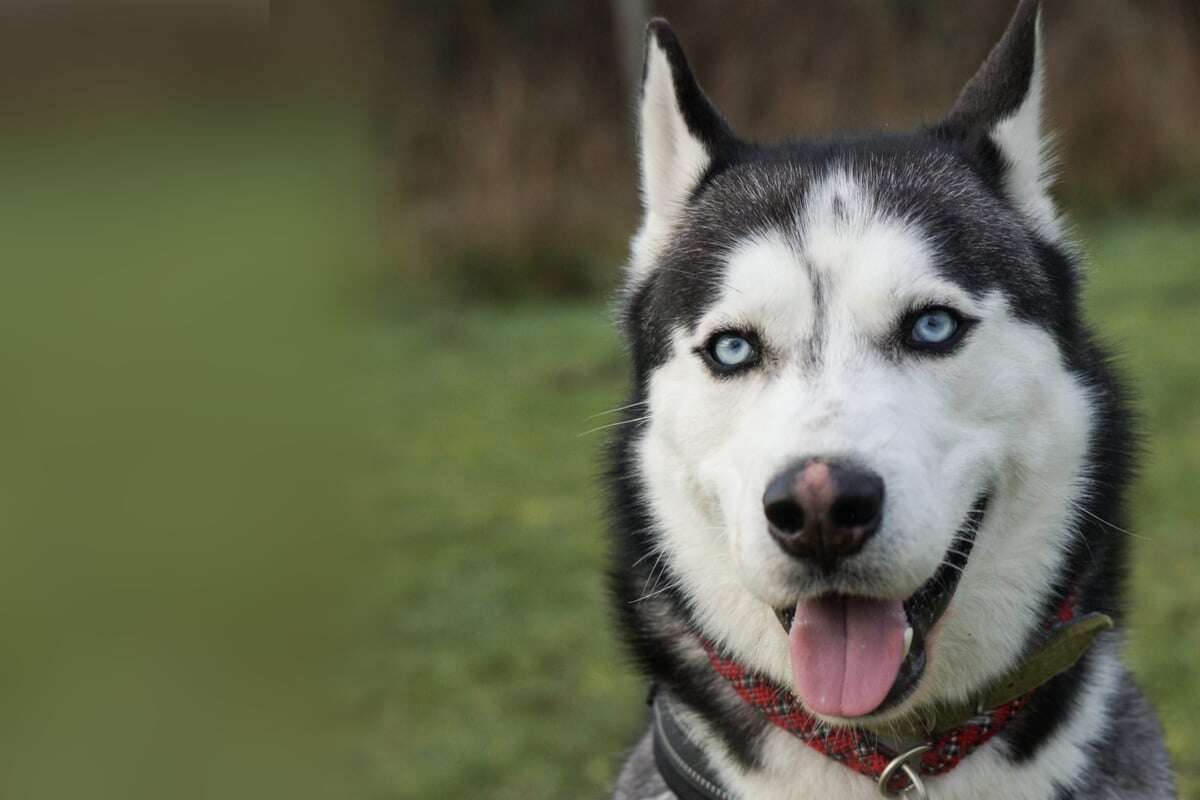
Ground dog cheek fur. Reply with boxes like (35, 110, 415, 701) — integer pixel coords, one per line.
(636, 354, 802, 682)
(914, 310, 1097, 706)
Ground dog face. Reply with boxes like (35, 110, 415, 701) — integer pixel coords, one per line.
(622, 2, 1097, 720)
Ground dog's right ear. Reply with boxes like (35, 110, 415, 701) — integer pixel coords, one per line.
(637, 20, 735, 225)
(940, 0, 1062, 240)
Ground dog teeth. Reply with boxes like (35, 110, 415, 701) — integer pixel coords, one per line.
(903, 625, 914, 659)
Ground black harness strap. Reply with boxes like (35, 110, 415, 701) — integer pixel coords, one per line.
(651, 691, 736, 800)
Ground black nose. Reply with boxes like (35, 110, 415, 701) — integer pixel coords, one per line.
(762, 458, 884, 572)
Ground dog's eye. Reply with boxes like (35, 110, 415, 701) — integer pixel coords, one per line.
(702, 332, 760, 373)
(905, 307, 969, 352)
(912, 309, 958, 343)
(712, 334, 755, 366)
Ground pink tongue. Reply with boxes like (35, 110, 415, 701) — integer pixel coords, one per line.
(789, 596, 907, 718)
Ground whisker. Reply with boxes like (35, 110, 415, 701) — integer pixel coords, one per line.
(1071, 503, 1148, 540)
(944, 546, 977, 561)
(949, 534, 995, 555)
(585, 400, 649, 421)
(630, 577, 685, 604)
(578, 415, 651, 438)
(630, 545, 663, 568)
(653, 267, 732, 293)
(640, 548, 669, 596)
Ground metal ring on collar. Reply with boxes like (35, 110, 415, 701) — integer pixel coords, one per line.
(877, 744, 932, 799)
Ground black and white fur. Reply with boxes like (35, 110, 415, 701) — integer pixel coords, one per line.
(607, 2, 1176, 798)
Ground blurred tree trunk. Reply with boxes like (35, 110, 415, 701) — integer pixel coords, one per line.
(612, 0, 648, 92)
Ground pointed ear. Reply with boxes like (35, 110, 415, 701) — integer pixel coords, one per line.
(943, 0, 1061, 240)
(637, 20, 735, 222)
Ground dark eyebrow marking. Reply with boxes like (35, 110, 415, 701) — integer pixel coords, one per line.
(801, 266, 828, 372)
(832, 193, 848, 224)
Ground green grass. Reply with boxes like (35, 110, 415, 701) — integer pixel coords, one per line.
(1085, 220, 1200, 796)
(371, 218, 1200, 799)
(0, 108, 375, 800)
(355, 304, 641, 798)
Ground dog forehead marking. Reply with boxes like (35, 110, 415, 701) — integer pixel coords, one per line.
(707, 169, 958, 360)
(799, 170, 943, 301)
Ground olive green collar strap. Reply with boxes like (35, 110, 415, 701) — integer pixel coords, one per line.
(862, 611, 1114, 742)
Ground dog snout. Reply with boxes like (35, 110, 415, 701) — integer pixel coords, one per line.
(762, 458, 885, 572)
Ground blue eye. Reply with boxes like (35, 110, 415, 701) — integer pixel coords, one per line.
(706, 332, 759, 371)
(907, 308, 964, 349)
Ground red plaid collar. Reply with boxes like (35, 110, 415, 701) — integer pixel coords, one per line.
(700, 594, 1078, 794)
(704, 641, 1028, 793)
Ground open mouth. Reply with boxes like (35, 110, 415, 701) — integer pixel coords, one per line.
(773, 492, 990, 719)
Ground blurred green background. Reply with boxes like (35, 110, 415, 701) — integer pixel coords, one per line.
(1, 2, 1197, 799)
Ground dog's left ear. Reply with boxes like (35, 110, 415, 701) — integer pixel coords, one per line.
(942, 0, 1060, 240)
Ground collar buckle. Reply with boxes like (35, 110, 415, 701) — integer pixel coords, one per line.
(877, 744, 932, 800)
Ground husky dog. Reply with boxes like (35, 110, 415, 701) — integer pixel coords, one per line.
(607, 2, 1175, 798)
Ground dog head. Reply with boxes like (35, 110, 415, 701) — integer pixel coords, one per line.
(620, 0, 1101, 721)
